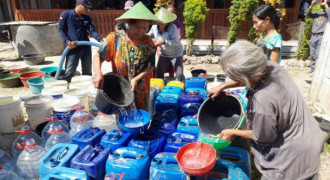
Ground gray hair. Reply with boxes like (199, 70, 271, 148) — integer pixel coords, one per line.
(220, 41, 267, 89)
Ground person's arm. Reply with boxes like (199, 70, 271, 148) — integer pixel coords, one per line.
(162, 24, 181, 46)
(208, 80, 244, 99)
(130, 66, 154, 91)
(323, 1, 330, 19)
(270, 48, 280, 63)
(88, 17, 103, 43)
(147, 25, 155, 38)
(58, 12, 70, 45)
(306, 0, 317, 18)
(93, 53, 105, 89)
(218, 129, 253, 142)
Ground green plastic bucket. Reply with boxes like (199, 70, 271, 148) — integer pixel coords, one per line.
(0, 73, 21, 88)
(197, 92, 246, 150)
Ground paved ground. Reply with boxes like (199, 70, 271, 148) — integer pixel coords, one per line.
(0, 42, 329, 179)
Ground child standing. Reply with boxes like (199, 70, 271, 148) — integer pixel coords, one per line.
(306, 0, 330, 73)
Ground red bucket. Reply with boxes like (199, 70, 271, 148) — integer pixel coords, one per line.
(7, 65, 30, 73)
(19, 71, 46, 87)
(176, 142, 216, 177)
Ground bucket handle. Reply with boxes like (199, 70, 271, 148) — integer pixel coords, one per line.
(137, 138, 160, 159)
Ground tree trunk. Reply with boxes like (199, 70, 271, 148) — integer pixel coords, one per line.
(186, 38, 194, 56)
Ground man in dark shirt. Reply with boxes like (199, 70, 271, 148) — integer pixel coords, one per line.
(58, 0, 104, 82)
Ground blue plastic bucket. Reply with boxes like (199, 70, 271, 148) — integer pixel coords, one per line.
(39, 66, 63, 75)
(118, 109, 151, 134)
(27, 76, 54, 94)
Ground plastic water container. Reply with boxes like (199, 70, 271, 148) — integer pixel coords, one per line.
(177, 115, 199, 135)
(41, 114, 70, 144)
(149, 152, 187, 180)
(45, 125, 71, 150)
(69, 81, 93, 90)
(104, 173, 125, 180)
(51, 96, 80, 124)
(71, 127, 106, 150)
(24, 95, 53, 131)
(88, 87, 99, 115)
(186, 88, 208, 100)
(0, 166, 22, 180)
(164, 131, 198, 153)
(118, 109, 151, 135)
(161, 86, 182, 97)
(105, 147, 151, 180)
(150, 78, 165, 90)
(71, 75, 93, 82)
(70, 104, 94, 137)
(12, 125, 43, 160)
(41, 86, 67, 99)
(154, 94, 179, 113)
(128, 131, 166, 157)
(41, 167, 89, 180)
(180, 103, 201, 118)
(44, 80, 68, 88)
(0, 150, 17, 172)
(185, 77, 207, 90)
(101, 129, 132, 151)
(93, 112, 117, 133)
(17, 138, 46, 179)
(0, 96, 25, 133)
(71, 144, 111, 180)
(166, 81, 185, 90)
(216, 146, 251, 178)
(149, 110, 179, 136)
(39, 143, 79, 179)
(179, 91, 204, 107)
(64, 89, 89, 111)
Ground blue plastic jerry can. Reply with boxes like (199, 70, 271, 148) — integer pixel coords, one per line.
(161, 86, 182, 97)
(164, 131, 198, 153)
(39, 143, 80, 179)
(216, 146, 251, 178)
(149, 110, 179, 136)
(106, 147, 151, 180)
(185, 77, 207, 90)
(194, 165, 249, 180)
(177, 115, 199, 135)
(149, 152, 187, 180)
(128, 130, 166, 158)
(100, 129, 133, 151)
(71, 127, 106, 150)
(179, 91, 204, 107)
(42, 167, 89, 180)
(180, 103, 201, 118)
(154, 94, 179, 113)
(70, 144, 111, 180)
(185, 88, 208, 100)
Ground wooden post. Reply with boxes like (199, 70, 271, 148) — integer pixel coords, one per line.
(10, 0, 19, 20)
(293, 0, 300, 20)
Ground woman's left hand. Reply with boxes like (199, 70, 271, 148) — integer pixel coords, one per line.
(155, 39, 164, 47)
(130, 77, 138, 91)
(218, 129, 237, 141)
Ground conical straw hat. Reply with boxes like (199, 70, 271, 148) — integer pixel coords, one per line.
(116, 2, 162, 24)
(155, 7, 177, 24)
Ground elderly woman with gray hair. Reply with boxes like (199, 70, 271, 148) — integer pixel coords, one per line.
(208, 41, 325, 180)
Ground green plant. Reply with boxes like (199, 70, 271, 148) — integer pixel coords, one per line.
(227, 0, 259, 44)
(296, 17, 313, 60)
(154, 0, 175, 13)
(183, 0, 209, 56)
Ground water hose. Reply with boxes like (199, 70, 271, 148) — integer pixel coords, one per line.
(55, 41, 101, 79)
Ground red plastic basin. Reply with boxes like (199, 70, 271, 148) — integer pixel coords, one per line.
(176, 142, 216, 177)
(19, 71, 46, 87)
(7, 65, 30, 73)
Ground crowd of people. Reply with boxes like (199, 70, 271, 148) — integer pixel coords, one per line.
(57, 0, 329, 179)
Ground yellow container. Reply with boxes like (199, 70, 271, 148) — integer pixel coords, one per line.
(150, 78, 165, 90)
(167, 81, 184, 90)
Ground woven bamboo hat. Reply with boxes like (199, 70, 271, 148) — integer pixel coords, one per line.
(155, 7, 177, 24)
(116, 2, 161, 24)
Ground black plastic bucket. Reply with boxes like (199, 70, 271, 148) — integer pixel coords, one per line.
(50, 70, 80, 78)
(216, 74, 226, 82)
(198, 92, 244, 136)
(95, 73, 134, 114)
(191, 69, 207, 77)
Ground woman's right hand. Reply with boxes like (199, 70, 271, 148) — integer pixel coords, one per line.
(93, 73, 104, 89)
(208, 85, 225, 100)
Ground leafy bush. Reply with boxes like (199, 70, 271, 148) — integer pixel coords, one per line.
(183, 0, 209, 55)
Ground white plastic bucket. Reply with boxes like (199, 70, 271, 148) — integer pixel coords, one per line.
(44, 80, 68, 88)
(71, 75, 93, 82)
(24, 95, 53, 131)
(41, 86, 67, 99)
(63, 89, 89, 110)
(51, 96, 80, 124)
(0, 96, 25, 133)
(93, 114, 117, 132)
(69, 81, 93, 90)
